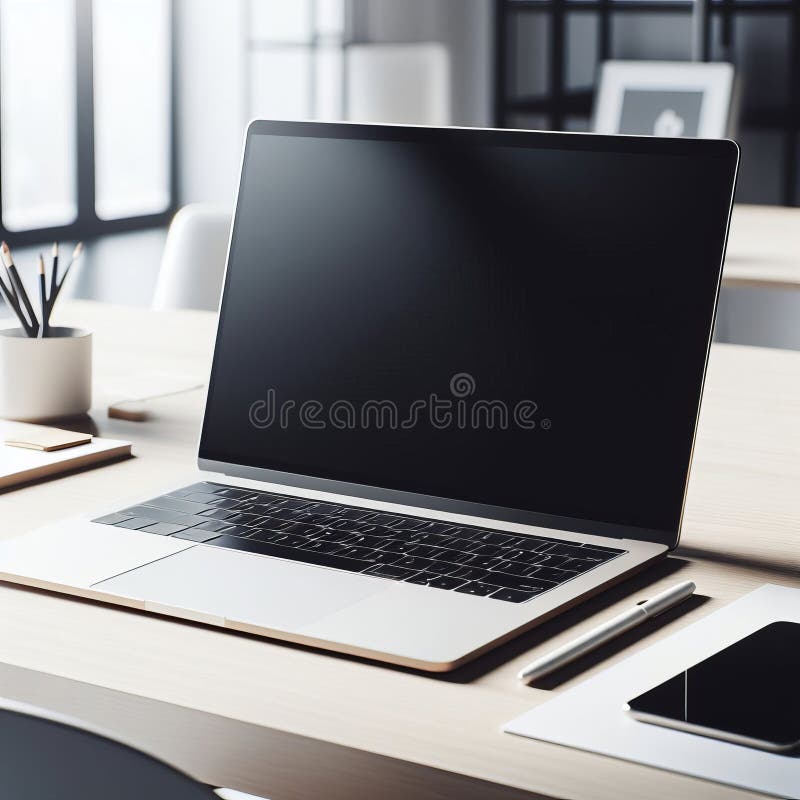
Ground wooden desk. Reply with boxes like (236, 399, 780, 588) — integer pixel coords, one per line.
(724, 204, 800, 290)
(2, 301, 799, 800)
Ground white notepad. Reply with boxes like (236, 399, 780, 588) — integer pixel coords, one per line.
(0, 422, 130, 489)
(504, 584, 800, 798)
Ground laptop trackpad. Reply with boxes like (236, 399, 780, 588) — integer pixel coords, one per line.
(93, 545, 384, 630)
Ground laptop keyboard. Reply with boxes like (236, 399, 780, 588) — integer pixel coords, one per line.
(93, 482, 626, 604)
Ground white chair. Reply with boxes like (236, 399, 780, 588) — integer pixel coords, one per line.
(153, 204, 232, 311)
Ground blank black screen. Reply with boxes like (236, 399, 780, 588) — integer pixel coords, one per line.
(200, 123, 737, 545)
(628, 622, 800, 748)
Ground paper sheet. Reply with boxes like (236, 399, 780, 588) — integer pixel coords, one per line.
(504, 585, 800, 798)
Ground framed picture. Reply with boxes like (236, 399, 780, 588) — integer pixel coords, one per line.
(593, 61, 736, 139)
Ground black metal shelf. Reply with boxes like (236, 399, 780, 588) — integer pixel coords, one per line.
(494, 0, 800, 205)
(507, 0, 795, 11)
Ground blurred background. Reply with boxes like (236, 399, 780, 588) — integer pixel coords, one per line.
(0, 0, 798, 346)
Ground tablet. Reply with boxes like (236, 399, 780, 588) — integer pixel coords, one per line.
(627, 621, 800, 752)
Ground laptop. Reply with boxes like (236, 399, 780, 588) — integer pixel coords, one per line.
(0, 121, 738, 671)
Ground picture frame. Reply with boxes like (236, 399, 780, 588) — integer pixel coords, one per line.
(593, 61, 736, 139)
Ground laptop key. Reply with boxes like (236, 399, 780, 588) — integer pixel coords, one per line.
(352, 523, 398, 537)
(301, 540, 346, 555)
(363, 564, 417, 580)
(562, 557, 606, 572)
(141, 522, 191, 536)
(539, 542, 591, 559)
(293, 512, 334, 526)
(172, 528, 221, 543)
(263, 498, 303, 509)
(208, 535, 372, 572)
(405, 573, 467, 590)
(247, 529, 288, 543)
(449, 566, 490, 581)
(302, 502, 342, 514)
(116, 517, 159, 530)
(142, 496, 213, 515)
(578, 546, 618, 561)
(394, 555, 438, 572)
(367, 513, 406, 526)
(531, 554, 571, 569)
(281, 522, 325, 537)
(211, 487, 256, 499)
(166, 482, 218, 497)
(193, 519, 236, 533)
(407, 532, 457, 547)
(430, 547, 474, 564)
(513, 537, 553, 552)
(454, 581, 496, 597)
(493, 560, 536, 576)
(381, 540, 419, 554)
(415, 521, 455, 536)
(490, 587, 545, 603)
(467, 530, 512, 546)
(273, 534, 310, 548)
(580, 544, 622, 554)
(93, 512, 135, 526)
(183, 492, 223, 504)
(469, 544, 503, 557)
(199, 508, 237, 520)
(336, 545, 378, 561)
(332, 507, 374, 521)
(530, 566, 577, 583)
(206, 497, 243, 510)
(497, 548, 540, 564)
(216, 525, 256, 538)
(464, 554, 504, 570)
(483, 572, 556, 592)
(443, 526, 477, 540)
(220, 512, 264, 526)
(423, 559, 464, 576)
(123, 505, 185, 523)
(343, 534, 385, 549)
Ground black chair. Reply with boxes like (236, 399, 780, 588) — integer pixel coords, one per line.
(0, 698, 219, 800)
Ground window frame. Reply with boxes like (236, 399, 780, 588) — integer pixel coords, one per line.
(0, 0, 177, 246)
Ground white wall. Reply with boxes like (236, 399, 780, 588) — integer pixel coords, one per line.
(173, 0, 493, 208)
(174, 0, 248, 207)
(353, 0, 492, 127)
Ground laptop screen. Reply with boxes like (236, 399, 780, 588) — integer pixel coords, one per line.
(199, 122, 738, 547)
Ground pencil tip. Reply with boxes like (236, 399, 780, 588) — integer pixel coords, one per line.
(0, 241, 10, 267)
(38, 255, 45, 275)
(73, 242, 83, 258)
(52, 241, 59, 256)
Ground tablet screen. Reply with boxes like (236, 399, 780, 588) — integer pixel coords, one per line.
(628, 621, 800, 750)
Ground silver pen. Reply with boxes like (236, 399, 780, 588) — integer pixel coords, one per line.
(517, 580, 696, 683)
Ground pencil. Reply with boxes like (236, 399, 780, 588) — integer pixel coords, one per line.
(49, 241, 59, 304)
(51, 241, 83, 306)
(0, 270, 33, 336)
(1, 241, 38, 336)
(39, 255, 49, 338)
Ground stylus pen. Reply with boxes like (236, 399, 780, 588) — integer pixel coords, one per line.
(517, 580, 696, 684)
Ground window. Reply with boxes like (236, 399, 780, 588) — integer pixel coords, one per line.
(0, 0, 174, 244)
(248, 0, 346, 122)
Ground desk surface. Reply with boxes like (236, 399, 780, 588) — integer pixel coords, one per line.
(724, 204, 800, 289)
(2, 301, 799, 800)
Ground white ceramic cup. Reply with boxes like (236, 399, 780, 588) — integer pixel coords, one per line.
(0, 327, 92, 422)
